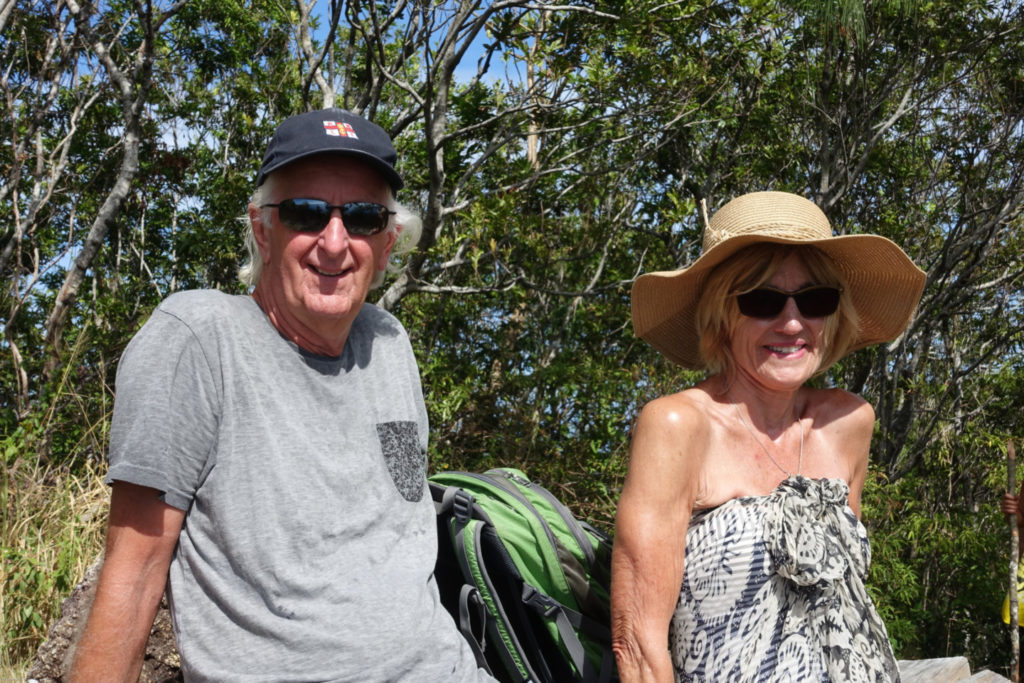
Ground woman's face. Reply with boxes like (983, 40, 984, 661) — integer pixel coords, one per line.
(728, 253, 827, 393)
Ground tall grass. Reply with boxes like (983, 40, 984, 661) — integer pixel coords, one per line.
(0, 455, 108, 675)
(1, 325, 113, 674)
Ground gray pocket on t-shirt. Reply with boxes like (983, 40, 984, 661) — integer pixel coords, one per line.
(376, 421, 424, 502)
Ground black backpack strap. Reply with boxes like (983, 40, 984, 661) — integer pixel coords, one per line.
(598, 647, 615, 683)
(457, 584, 490, 672)
(521, 584, 615, 683)
(441, 485, 476, 527)
(436, 484, 495, 676)
(456, 516, 540, 682)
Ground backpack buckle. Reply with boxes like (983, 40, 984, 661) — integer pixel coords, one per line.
(521, 584, 559, 618)
(452, 489, 474, 524)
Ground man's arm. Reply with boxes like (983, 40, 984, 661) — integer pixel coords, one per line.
(70, 481, 185, 683)
(1002, 482, 1024, 560)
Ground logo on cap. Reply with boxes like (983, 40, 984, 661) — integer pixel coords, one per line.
(323, 121, 358, 138)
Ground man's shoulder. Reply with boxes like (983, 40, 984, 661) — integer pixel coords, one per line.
(128, 290, 259, 354)
(353, 302, 406, 338)
(157, 289, 251, 323)
(347, 303, 418, 372)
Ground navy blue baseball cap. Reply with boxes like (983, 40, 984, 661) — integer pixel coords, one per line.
(256, 108, 403, 191)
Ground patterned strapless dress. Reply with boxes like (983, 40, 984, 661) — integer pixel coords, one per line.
(669, 476, 899, 682)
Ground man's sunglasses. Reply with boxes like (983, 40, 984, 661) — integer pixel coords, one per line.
(735, 285, 842, 319)
(261, 198, 395, 236)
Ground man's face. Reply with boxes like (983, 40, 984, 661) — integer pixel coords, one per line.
(250, 155, 397, 352)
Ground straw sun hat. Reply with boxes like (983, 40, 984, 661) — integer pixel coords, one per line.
(631, 191, 927, 369)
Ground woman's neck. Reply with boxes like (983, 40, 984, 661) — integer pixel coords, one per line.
(713, 373, 804, 437)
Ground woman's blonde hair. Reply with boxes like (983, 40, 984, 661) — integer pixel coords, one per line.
(695, 243, 860, 378)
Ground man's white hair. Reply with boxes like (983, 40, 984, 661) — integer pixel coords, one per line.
(237, 172, 422, 290)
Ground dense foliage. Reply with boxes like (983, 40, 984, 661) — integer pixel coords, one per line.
(2, 0, 1023, 674)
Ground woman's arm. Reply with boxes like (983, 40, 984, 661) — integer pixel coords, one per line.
(611, 396, 706, 683)
(834, 391, 875, 519)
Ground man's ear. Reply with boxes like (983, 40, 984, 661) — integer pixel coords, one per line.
(250, 204, 272, 264)
(376, 225, 400, 271)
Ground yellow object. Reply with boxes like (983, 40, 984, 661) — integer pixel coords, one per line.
(1002, 563, 1024, 626)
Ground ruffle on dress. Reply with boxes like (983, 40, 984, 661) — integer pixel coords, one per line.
(767, 476, 867, 588)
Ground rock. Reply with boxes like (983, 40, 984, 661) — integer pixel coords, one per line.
(898, 657, 1011, 683)
(25, 557, 182, 683)
(966, 672, 1015, 683)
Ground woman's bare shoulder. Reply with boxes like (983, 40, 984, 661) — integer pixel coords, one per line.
(637, 387, 714, 430)
(629, 388, 715, 482)
(802, 387, 875, 478)
(624, 388, 714, 517)
(805, 387, 874, 426)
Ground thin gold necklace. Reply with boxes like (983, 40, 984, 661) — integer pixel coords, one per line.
(728, 393, 804, 478)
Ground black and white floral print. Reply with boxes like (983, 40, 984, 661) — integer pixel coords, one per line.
(669, 476, 899, 682)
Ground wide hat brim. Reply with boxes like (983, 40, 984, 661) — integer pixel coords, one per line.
(631, 192, 927, 369)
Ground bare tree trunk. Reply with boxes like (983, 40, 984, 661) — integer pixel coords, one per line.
(43, 0, 184, 370)
(44, 131, 141, 366)
(2, 3, 105, 406)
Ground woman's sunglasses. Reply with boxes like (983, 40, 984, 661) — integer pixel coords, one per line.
(735, 285, 842, 319)
(261, 198, 395, 236)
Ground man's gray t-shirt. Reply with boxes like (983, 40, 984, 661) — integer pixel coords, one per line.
(107, 290, 489, 682)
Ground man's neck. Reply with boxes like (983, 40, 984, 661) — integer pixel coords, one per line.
(251, 287, 355, 357)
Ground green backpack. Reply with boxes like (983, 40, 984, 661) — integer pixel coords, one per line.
(429, 468, 619, 683)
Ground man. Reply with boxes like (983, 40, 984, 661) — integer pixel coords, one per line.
(1002, 481, 1024, 681)
(71, 109, 492, 682)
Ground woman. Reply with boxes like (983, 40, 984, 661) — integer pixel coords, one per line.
(611, 191, 925, 682)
